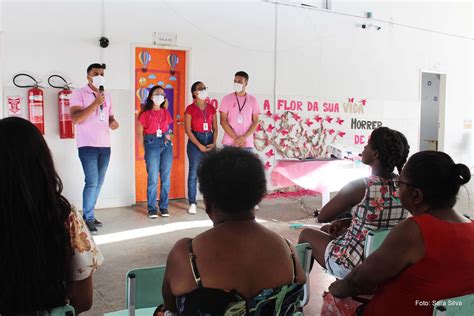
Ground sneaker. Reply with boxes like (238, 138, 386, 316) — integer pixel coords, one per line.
(85, 220, 98, 235)
(160, 209, 170, 217)
(188, 204, 197, 214)
(94, 218, 103, 227)
(148, 210, 158, 218)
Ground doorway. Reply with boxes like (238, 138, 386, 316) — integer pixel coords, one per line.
(419, 72, 446, 151)
(134, 46, 188, 202)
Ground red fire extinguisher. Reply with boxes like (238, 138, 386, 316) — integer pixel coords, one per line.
(48, 75, 74, 139)
(13, 74, 45, 134)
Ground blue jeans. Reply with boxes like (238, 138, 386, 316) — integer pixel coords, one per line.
(144, 134, 173, 212)
(78, 147, 111, 221)
(187, 132, 214, 204)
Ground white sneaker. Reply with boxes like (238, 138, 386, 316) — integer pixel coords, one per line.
(254, 205, 260, 210)
(188, 203, 197, 214)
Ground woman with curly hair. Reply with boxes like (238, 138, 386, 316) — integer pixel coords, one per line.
(299, 127, 410, 278)
(0, 117, 103, 314)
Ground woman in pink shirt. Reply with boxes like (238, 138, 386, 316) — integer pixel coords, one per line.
(137, 85, 173, 218)
(184, 81, 218, 214)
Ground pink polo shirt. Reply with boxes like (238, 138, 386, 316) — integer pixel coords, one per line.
(69, 85, 113, 148)
(219, 92, 260, 147)
(138, 109, 172, 134)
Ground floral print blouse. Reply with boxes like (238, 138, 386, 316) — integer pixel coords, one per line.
(67, 206, 104, 280)
(327, 175, 408, 269)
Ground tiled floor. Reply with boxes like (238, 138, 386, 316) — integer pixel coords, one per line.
(84, 180, 474, 315)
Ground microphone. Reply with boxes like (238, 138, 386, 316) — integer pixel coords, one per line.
(99, 85, 104, 110)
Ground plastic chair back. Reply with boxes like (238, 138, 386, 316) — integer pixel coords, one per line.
(126, 265, 166, 311)
(432, 294, 474, 316)
(364, 229, 391, 258)
(295, 242, 312, 307)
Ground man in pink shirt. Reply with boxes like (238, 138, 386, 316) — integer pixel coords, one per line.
(220, 71, 260, 151)
(70, 63, 119, 234)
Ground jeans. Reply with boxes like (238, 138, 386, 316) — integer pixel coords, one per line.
(78, 147, 111, 221)
(187, 132, 214, 204)
(144, 134, 173, 212)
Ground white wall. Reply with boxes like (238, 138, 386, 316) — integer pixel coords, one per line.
(1, 0, 472, 208)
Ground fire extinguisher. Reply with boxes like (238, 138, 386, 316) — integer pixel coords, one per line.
(13, 73, 45, 134)
(48, 74, 74, 139)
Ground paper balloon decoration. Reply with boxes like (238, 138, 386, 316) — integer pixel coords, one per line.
(136, 87, 149, 104)
(167, 54, 179, 81)
(138, 50, 151, 72)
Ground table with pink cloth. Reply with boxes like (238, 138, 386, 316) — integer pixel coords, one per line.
(271, 159, 370, 206)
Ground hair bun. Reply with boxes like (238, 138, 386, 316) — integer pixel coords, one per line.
(453, 163, 471, 185)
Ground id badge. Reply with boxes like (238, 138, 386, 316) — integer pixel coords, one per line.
(156, 129, 163, 137)
(203, 122, 209, 131)
(237, 115, 243, 124)
(99, 111, 105, 121)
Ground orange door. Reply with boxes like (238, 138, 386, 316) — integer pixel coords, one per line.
(135, 47, 187, 202)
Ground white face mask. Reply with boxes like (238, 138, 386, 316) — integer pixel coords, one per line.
(153, 95, 165, 106)
(197, 89, 208, 100)
(233, 82, 244, 93)
(92, 75, 105, 88)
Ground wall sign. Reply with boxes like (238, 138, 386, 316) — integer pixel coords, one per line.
(154, 32, 177, 46)
(7, 96, 22, 116)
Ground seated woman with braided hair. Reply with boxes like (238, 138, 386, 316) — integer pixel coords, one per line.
(299, 127, 410, 278)
(329, 151, 474, 316)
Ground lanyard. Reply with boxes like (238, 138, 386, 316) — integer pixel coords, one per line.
(234, 93, 247, 113)
(196, 103, 207, 123)
(151, 109, 165, 128)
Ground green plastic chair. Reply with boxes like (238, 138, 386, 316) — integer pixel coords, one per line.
(106, 245, 312, 315)
(432, 294, 474, 315)
(41, 305, 75, 316)
(104, 265, 165, 316)
(295, 242, 312, 308)
(363, 229, 391, 258)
